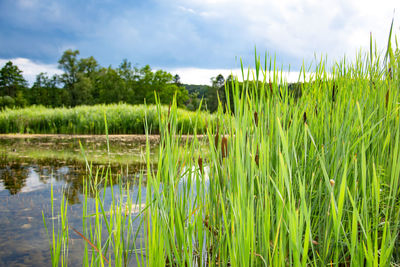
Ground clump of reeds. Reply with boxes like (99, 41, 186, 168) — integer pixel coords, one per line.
(0, 103, 214, 135)
(140, 27, 400, 266)
(47, 25, 400, 266)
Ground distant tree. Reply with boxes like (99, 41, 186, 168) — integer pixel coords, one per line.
(0, 61, 28, 99)
(213, 74, 225, 88)
(58, 50, 99, 106)
(78, 56, 98, 76)
(14, 91, 28, 107)
(58, 49, 80, 86)
(52, 50, 190, 107)
(29, 73, 63, 107)
(184, 84, 209, 99)
(0, 96, 15, 109)
(186, 92, 201, 111)
(116, 59, 139, 104)
(72, 74, 94, 105)
(173, 74, 182, 86)
(136, 65, 154, 104)
(118, 59, 138, 81)
(206, 74, 225, 113)
(153, 70, 188, 107)
(96, 67, 127, 104)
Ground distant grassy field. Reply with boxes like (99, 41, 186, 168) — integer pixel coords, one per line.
(0, 103, 214, 134)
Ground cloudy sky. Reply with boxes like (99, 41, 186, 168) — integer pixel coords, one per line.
(0, 0, 399, 85)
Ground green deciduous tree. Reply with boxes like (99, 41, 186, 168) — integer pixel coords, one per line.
(206, 74, 225, 113)
(0, 61, 28, 100)
(29, 73, 64, 107)
(96, 67, 127, 104)
(58, 49, 99, 106)
(58, 49, 80, 87)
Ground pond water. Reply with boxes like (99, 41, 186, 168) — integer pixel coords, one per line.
(0, 135, 159, 266)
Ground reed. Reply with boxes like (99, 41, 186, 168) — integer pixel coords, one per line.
(141, 29, 400, 266)
(46, 28, 400, 266)
(0, 103, 214, 135)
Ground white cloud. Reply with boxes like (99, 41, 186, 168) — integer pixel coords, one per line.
(167, 67, 312, 85)
(167, 67, 241, 84)
(0, 58, 63, 85)
(178, 6, 196, 14)
(174, 0, 400, 63)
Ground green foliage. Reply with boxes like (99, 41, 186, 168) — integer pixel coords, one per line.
(0, 51, 250, 113)
(0, 61, 28, 108)
(143, 38, 400, 266)
(0, 103, 214, 134)
(184, 83, 209, 98)
(205, 74, 225, 113)
(47, 34, 400, 266)
(0, 95, 15, 108)
(31, 50, 190, 108)
(29, 73, 63, 107)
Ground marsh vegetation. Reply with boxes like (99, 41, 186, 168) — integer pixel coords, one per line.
(41, 28, 400, 266)
(2, 27, 400, 266)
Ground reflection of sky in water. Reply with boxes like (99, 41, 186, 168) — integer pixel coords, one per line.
(0, 136, 208, 266)
(20, 167, 56, 193)
(57, 166, 70, 175)
(0, 159, 210, 266)
(0, 165, 69, 195)
(0, 162, 146, 266)
(0, 136, 163, 266)
(0, 166, 80, 265)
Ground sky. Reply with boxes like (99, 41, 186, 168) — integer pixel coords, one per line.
(0, 0, 399, 85)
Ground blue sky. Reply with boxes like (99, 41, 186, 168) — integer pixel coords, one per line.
(0, 0, 399, 84)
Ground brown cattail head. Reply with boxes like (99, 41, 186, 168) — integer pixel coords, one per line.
(332, 83, 336, 102)
(388, 67, 392, 80)
(221, 136, 228, 158)
(386, 89, 390, 108)
(269, 79, 273, 94)
(214, 127, 219, 150)
(303, 111, 307, 124)
(198, 156, 203, 174)
(167, 102, 171, 133)
(254, 111, 258, 126)
(255, 147, 259, 166)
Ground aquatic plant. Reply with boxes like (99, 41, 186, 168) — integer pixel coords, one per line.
(46, 26, 400, 266)
(0, 103, 214, 135)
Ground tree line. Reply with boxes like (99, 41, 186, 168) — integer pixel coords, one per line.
(0, 49, 224, 110)
(0, 50, 192, 108)
(2, 49, 303, 113)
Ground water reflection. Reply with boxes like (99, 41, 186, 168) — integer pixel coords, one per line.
(0, 135, 158, 167)
(0, 160, 146, 204)
(0, 135, 154, 266)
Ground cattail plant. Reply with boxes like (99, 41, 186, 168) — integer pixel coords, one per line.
(47, 25, 400, 267)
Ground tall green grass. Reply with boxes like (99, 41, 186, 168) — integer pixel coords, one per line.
(0, 103, 214, 134)
(46, 31, 400, 266)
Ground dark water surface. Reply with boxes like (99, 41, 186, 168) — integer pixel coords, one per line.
(0, 135, 155, 266)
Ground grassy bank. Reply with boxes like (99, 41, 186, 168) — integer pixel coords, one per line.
(0, 103, 214, 134)
(46, 33, 400, 266)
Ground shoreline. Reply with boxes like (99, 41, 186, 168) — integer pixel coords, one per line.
(0, 133, 208, 141)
